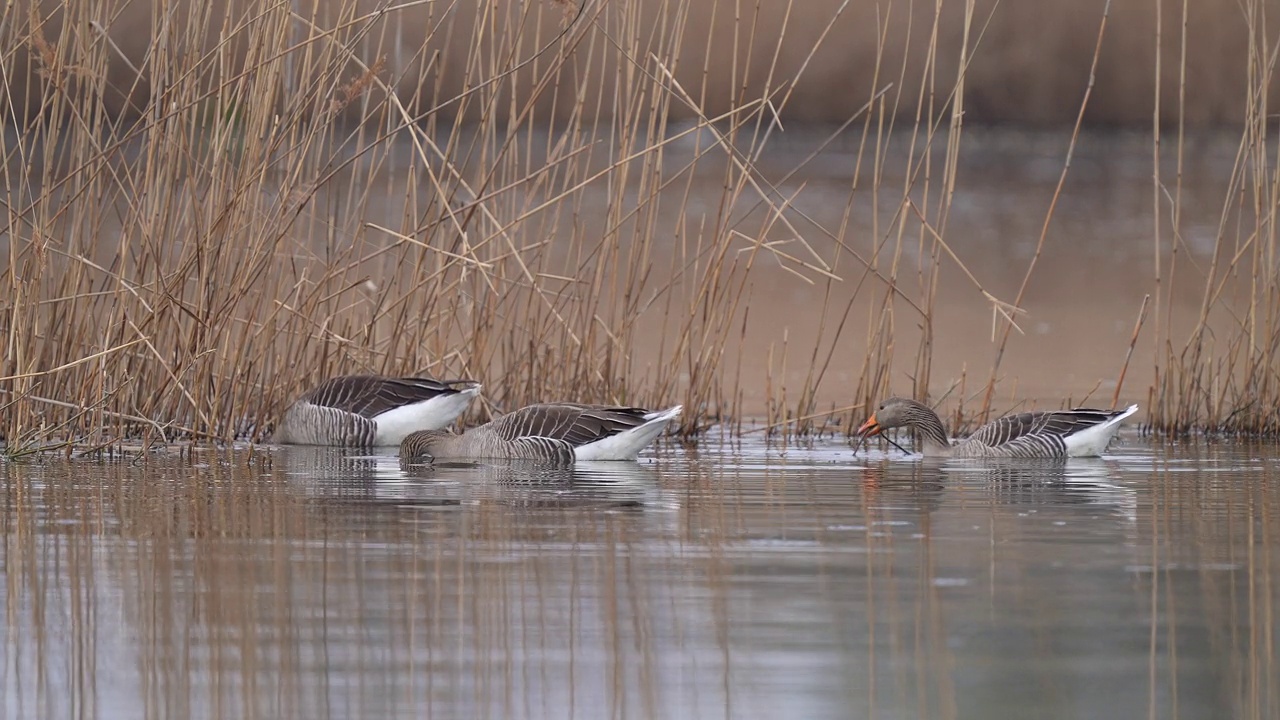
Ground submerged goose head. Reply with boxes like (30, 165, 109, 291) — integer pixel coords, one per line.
(400, 429, 454, 463)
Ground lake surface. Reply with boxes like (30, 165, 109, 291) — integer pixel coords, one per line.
(2, 435, 1276, 720)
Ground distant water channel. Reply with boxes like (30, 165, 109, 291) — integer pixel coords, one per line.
(2, 434, 1276, 720)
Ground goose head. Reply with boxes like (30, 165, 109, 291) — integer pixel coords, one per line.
(856, 397, 920, 436)
(400, 429, 452, 463)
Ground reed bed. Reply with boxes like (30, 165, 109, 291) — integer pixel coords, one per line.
(1145, 0, 1280, 436)
(1, 0, 1278, 450)
(0, 0, 795, 446)
(0, 0, 944, 448)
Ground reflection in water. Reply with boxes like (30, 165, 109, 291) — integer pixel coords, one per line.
(277, 445, 670, 511)
(1, 440, 1277, 719)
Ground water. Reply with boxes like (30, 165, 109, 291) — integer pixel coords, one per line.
(2, 436, 1276, 720)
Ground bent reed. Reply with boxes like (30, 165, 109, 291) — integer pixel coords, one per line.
(3, 0, 1279, 453)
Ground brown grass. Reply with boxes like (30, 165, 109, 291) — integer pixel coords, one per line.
(2, 0, 1279, 451)
(7, 0, 1277, 127)
(1143, 0, 1280, 436)
(2, 0, 898, 449)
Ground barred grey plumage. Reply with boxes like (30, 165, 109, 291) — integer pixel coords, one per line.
(856, 397, 1138, 458)
(274, 374, 480, 447)
(400, 402, 682, 463)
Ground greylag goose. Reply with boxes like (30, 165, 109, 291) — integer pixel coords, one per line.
(856, 397, 1138, 458)
(274, 374, 481, 447)
(401, 403, 682, 463)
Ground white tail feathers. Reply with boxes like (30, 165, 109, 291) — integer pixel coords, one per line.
(575, 405, 683, 461)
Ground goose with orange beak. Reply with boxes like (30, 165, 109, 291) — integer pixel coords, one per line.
(856, 397, 1138, 458)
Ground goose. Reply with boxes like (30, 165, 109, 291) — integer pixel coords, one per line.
(400, 403, 683, 463)
(856, 397, 1138, 458)
(274, 374, 481, 447)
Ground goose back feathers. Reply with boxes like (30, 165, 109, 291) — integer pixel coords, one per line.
(274, 374, 481, 447)
(401, 403, 682, 463)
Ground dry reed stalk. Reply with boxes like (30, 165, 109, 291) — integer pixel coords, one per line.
(1147, 0, 1280, 436)
(5, 0, 912, 446)
(1113, 294, 1151, 408)
(10, 0, 1267, 447)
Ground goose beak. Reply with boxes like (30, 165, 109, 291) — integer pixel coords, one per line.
(856, 414, 882, 436)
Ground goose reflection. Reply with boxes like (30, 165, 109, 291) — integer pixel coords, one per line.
(401, 458, 666, 511)
(939, 457, 1137, 521)
(857, 455, 1137, 521)
(274, 445, 668, 510)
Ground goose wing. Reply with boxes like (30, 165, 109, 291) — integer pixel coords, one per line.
(966, 408, 1127, 451)
(507, 437, 577, 464)
(301, 375, 474, 418)
(491, 404, 652, 446)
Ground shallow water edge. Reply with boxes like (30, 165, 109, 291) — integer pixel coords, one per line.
(2, 435, 1276, 719)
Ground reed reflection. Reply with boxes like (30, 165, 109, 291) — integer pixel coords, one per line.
(0, 442, 1275, 719)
